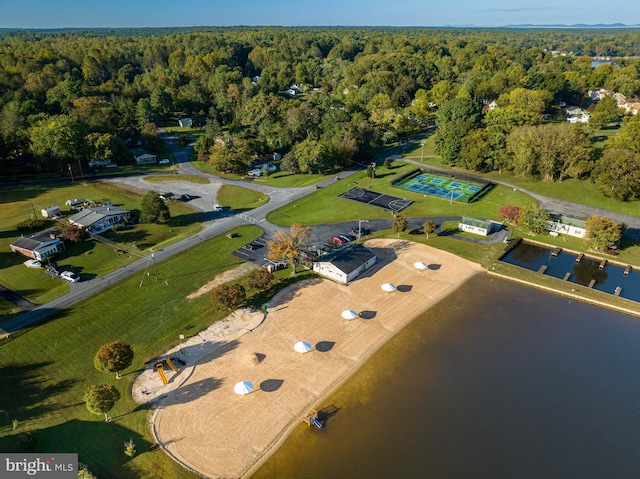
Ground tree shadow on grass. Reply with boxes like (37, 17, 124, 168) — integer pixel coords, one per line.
(0, 362, 79, 424)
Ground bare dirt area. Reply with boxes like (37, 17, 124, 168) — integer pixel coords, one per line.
(186, 262, 261, 299)
(150, 239, 483, 479)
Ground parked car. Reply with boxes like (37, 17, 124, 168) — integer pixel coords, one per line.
(24, 259, 42, 268)
(60, 271, 80, 283)
(331, 235, 348, 244)
(180, 194, 194, 201)
(213, 204, 223, 212)
(159, 158, 171, 165)
(242, 243, 255, 251)
(339, 234, 356, 242)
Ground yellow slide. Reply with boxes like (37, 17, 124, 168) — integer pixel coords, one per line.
(156, 363, 169, 385)
(166, 357, 179, 372)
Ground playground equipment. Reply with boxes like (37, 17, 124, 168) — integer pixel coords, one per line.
(302, 409, 323, 429)
(166, 357, 179, 372)
(156, 363, 168, 385)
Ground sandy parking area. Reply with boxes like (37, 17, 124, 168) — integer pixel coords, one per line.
(149, 239, 482, 478)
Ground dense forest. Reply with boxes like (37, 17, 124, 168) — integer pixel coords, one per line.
(1, 27, 640, 199)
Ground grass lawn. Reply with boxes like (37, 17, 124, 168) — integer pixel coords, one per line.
(143, 174, 210, 185)
(190, 161, 331, 188)
(216, 184, 269, 211)
(0, 225, 266, 479)
(0, 182, 202, 307)
(268, 163, 536, 226)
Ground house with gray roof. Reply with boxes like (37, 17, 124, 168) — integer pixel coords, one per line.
(313, 244, 377, 284)
(68, 206, 130, 234)
(10, 227, 64, 261)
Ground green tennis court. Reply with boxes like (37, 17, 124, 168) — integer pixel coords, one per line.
(394, 171, 489, 204)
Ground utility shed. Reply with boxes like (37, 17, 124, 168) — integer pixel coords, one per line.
(313, 244, 377, 284)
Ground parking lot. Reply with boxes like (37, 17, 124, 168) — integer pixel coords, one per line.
(230, 220, 393, 269)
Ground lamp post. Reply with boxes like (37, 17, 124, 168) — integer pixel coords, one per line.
(449, 186, 462, 205)
(68, 164, 75, 187)
(358, 219, 369, 239)
(420, 140, 425, 162)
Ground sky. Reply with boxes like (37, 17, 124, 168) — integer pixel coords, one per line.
(0, 0, 638, 29)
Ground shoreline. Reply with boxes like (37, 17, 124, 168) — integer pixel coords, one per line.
(149, 239, 483, 479)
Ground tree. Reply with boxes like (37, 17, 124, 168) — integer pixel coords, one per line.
(585, 216, 623, 251)
(246, 269, 275, 291)
(392, 215, 408, 237)
(267, 223, 311, 274)
(517, 204, 551, 235)
(124, 439, 136, 458)
(593, 148, 640, 201)
(498, 206, 521, 224)
(423, 220, 437, 239)
(83, 384, 120, 422)
(588, 95, 623, 129)
(61, 223, 88, 242)
(211, 283, 246, 309)
(140, 191, 171, 224)
(94, 341, 134, 379)
(30, 114, 87, 162)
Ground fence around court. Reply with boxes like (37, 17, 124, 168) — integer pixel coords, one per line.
(392, 167, 494, 204)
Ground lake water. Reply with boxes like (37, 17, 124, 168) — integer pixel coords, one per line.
(592, 60, 613, 68)
(252, 274, 640, 479)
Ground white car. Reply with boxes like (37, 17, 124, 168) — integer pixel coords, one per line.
(213, 204, 223, 212)
(159, 158, 171, 165)
(24, 259, 42, 268)
(60, 271, 80, 283)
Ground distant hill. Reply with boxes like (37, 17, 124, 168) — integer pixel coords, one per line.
(504, 23, 640, 28)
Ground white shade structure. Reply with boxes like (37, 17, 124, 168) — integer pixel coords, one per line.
(341, 309, 358, 320)
(381, 283, 396, 293)
(233, 380, 254, 395)
(294, 341, 312, 354)
(414, 261, 428, 271)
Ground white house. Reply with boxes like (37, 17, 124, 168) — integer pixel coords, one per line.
(458, 217, 496, 236)
(588, 88, 610, 102)
(41, 206, 61, 218)
(134, 150, 157, 164)
(178, 117, 193, 127)
(10, 228, 64, 261)
(68, 206, 130, 234)
(564, 106, 589, 123)
(313, 244, 377, 284)
(547, 215, 586, 238)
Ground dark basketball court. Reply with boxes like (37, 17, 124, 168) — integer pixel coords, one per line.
(339, 188, 413, 212)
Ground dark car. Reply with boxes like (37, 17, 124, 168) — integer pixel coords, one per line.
(180, 194, 194, 201)
(340, 234, 356, 242)
(242, 243, 255, 251)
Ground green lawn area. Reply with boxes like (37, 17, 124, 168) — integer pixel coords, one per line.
(0, 225, 266, 479)
(0, 182, 202, 306)
(144, 174, 210, 184)
(268, 163, 536, 226)
(216, 184, 269, 211)
(190, 161, 331, 188)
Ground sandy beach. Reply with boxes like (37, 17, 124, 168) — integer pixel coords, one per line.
(144, 239, 482, 478)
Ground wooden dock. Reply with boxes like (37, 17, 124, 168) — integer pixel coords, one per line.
(624, 265, 631, 276)
(576, 253, 584, 263)
(563, 272, 571, 281)
(599, 259, 607, 270)
(589, 279, 596, 288)
(538, 265, 548, 274)
(615, 287, 622, 296)
(551, 247, 561, 257)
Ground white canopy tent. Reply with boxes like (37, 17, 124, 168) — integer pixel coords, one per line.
(294, 341, 312, 354)
(341, 309, 358, 320)
(414, 261, 428, 272)
(381, 283, 396, 293)
(233, 380, 254, 395)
